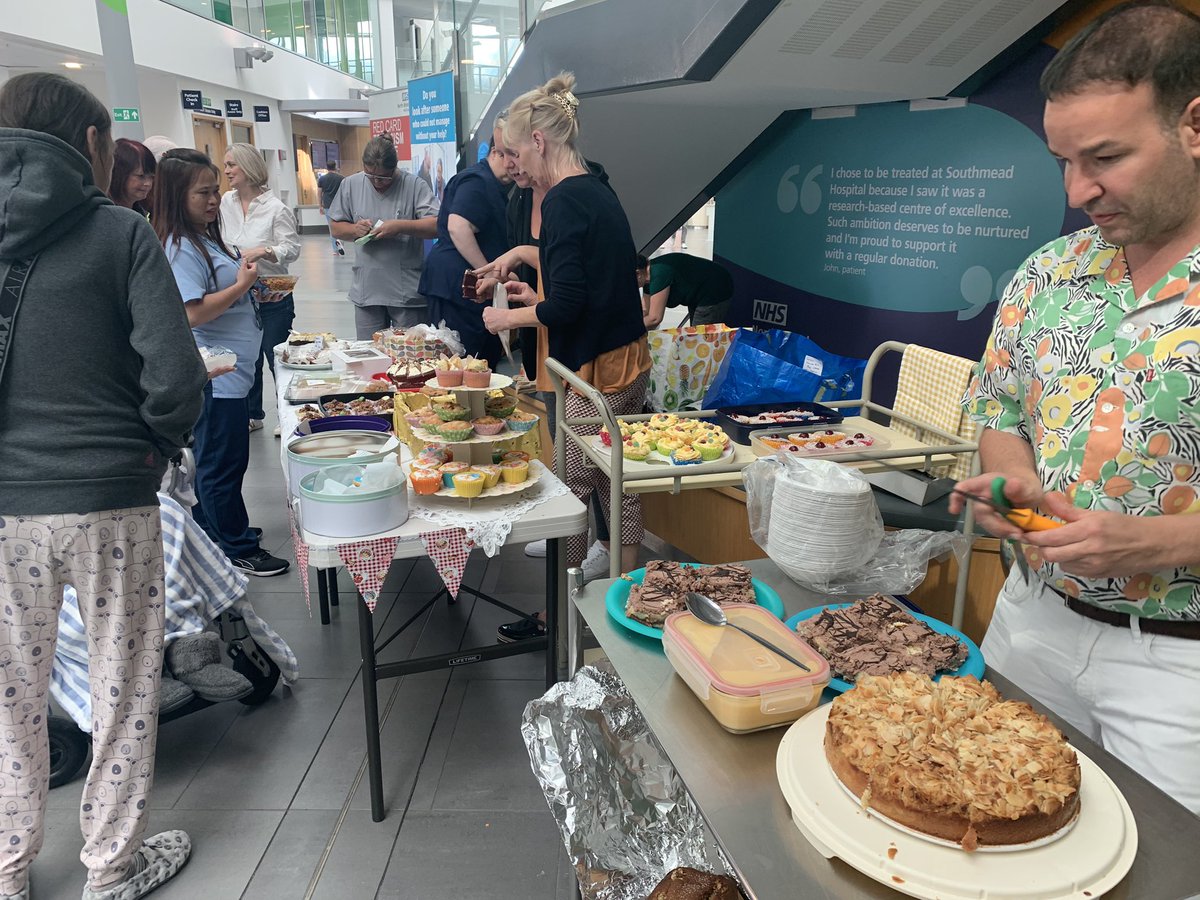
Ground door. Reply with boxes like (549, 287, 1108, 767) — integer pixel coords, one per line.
(192, 115, 230, 190)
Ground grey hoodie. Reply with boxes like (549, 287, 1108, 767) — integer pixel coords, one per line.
(0, 127, 206, 514)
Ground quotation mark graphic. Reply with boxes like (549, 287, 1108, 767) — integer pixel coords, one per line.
(958, 265, 1016, 320)
(777, 165, 823, 215)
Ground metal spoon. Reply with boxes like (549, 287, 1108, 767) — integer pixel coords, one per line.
(684, 592, 811, 672)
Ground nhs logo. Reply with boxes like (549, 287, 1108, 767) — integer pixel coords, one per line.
(752, 299, 788, 328)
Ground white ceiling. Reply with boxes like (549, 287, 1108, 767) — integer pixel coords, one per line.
(568, 0, 1068, 246)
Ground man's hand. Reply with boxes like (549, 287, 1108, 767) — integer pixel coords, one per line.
(373, 219, 403, 239)
(949, 471, 1044, 540)
(1021, 493, 1170, 579)
(241, 246, 271, 264)
(353, 219, 375, 239)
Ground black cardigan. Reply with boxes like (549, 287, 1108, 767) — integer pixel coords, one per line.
(535, 173, 646, 372)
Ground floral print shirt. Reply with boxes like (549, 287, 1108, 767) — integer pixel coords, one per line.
(966, 225, 1200, 620)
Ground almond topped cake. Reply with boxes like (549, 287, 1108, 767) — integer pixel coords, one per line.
(825, 673, 1080, 850)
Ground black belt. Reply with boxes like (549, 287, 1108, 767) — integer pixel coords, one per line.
(1050, 587, 1200, 640)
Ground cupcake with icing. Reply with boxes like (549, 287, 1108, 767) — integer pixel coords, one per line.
(692, 437, 723, 461)
(655, 436, 683, 455)
(501, 450, 531, 463)
(452, 471, 485, 498)
(671, 446, 703, 465)
(500, 459, 530, 484)
(471, 464, 502, 489)
(438, 461, 470, 488)
(410, 467, 443, 495)
(623, 441, 652, 461)
(649, 413, 678, 430)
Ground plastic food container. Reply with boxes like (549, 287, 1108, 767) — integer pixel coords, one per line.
(298, 469, 408, 538)
(663, 604, 829, 733)
(286, 431, 399, 496)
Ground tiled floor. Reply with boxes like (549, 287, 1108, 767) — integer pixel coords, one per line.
(39, 236, 582, 900)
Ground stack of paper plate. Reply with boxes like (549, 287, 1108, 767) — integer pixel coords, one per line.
(766, 468, 880, 583)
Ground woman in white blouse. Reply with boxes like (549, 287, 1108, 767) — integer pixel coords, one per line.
(220, 142, 301, 434)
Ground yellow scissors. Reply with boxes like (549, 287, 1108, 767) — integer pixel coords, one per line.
(951, 476, 1062, 532)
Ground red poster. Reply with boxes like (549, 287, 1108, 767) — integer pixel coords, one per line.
(370, 117, 410, 161)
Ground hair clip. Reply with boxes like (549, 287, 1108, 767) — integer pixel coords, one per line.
(552, 91, 577, 119)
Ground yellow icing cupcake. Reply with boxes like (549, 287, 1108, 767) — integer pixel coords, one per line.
(671, 446, 703, 465)
(500, 460, 530, 483)
(693, 437, 723, 461)
(655, 436, 682, 454)
(452, 472, 485, 498)
(649, 413, 677, 430)
(623, 441, 652, 461)
(471, 464, 502, 489)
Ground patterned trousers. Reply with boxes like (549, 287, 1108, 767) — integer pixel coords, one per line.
(563, 373, 650, 567)
(0, 507, 165, 892)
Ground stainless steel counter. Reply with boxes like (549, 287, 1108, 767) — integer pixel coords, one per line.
(572, 558, 1200, 900)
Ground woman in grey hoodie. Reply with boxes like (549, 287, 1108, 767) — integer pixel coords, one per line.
(0, 74, 205, 900)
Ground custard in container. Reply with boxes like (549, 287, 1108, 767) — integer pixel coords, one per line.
(663, 604, 829, 733)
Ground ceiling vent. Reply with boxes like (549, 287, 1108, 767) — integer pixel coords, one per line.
(779, 0, 866, 55)
(927, 0, 1042, 67)
(832, 0, 923, 59)
(881, 0, 974, 64)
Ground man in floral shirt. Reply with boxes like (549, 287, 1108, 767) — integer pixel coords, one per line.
(957, 1, 1200, 813)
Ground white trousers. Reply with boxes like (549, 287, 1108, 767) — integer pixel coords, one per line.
(983, 567, 1200, 815)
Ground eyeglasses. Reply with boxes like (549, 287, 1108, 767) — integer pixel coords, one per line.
(365, 173, 396, 185)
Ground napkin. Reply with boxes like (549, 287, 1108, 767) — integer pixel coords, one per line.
(493, 282, 515, 365)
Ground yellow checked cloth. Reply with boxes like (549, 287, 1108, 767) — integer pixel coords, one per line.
(890, 344, 978, 480)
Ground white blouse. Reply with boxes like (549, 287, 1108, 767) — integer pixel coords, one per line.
(219, 189, 301, 277)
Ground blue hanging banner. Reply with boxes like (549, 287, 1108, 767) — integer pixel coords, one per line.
(406, 71, 457, 205)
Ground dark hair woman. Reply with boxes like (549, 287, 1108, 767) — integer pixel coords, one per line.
(0, 72, 204, 900)
(108, 137, 156, 215)
(155, 148, 289, 577)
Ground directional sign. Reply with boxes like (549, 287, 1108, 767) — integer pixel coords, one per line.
(112, 107, 140, 122)
(254, 105, 270, 122)
(180, 90, 202, 110)
(225, 99, 243, 118)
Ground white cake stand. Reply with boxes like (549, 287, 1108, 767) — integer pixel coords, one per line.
(775, 703, 1138, 899)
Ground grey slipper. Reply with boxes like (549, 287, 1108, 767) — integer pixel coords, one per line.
(166, 634, 253, 702)
(158, 674, 195, 716)
(81, 830, 191, 900)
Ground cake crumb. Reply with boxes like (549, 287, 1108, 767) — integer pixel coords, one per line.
(887, 846, 898, 860)
(892, 876, 905, 884)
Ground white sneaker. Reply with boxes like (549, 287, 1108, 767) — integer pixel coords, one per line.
(248, 419, 264, 433)
(524, 539, 548, 558)
(580, 541, 611, 582)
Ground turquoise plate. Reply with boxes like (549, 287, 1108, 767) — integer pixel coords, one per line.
(785, 604, 985, 693)
(605, 564, 785, 641)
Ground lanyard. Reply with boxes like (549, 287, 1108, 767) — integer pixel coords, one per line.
(0, 256, 39, 391)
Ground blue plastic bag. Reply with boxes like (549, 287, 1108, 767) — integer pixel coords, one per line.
(702, 330, 867, 409)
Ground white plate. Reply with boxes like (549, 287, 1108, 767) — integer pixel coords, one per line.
(410, 424, 525, 444)
(776, 703, 1138, 899)
(408, 459, 544, 500)
(589, 435, 734, 470)
(423, 374, 514, 392)
(280, 359, 334, 371)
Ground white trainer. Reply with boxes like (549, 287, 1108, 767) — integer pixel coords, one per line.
(524, 539, 548, 558)
(580, 541, 612, 582)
